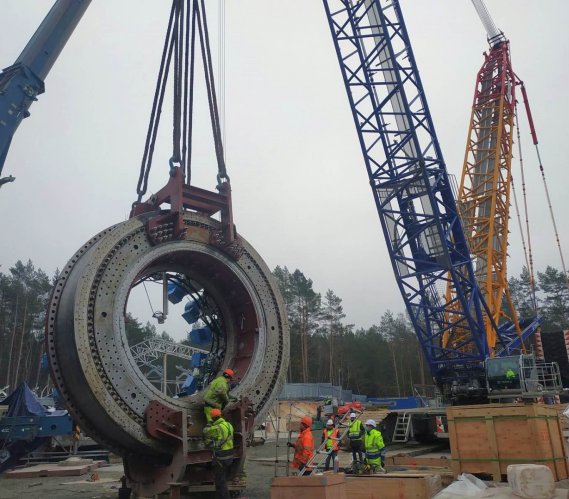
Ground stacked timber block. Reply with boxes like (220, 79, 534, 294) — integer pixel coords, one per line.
(271, 472, 443, 499)
(345, 474, 442, 499)
(447, 403, 569, 481)
(270, 473, 347, 499)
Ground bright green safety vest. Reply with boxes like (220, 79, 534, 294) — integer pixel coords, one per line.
(204, 376, 229, 409)
(348, 419, 362, 441)
(364, 428, 384, 465)
(323, 428, 339, 450)
(204, 417, 234, 451)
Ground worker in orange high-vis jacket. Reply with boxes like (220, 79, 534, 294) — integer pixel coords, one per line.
(321, 419, 340, 471)
(287, 416, 314, 474)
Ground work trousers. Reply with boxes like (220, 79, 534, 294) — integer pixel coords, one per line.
(350, 440, 364, 463)
(297, 463, 308, 475)
(324, 449, 337, 471)
(213, 460, 232, 499)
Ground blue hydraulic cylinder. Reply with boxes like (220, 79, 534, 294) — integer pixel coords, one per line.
(191, 351, 207, 368)
(0, 0, 92, 176)
(188, 326, 212, 346)
(182, 300, 201, 325)
(167, 280, 187, 304)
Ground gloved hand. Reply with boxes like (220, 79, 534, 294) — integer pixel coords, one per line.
(286, 442, 294, 448)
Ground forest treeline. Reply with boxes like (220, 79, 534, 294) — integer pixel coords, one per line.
(0, 259, 567, 397)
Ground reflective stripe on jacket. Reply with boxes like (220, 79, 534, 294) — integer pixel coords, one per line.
(322, 427, 340, 452)
(348, 419, 363, 440)
(204, 376, 229, 409)
(364, 428, 384, 465)
(291, 427, 314, 469)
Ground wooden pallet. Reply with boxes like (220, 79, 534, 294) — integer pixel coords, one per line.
(447, 403, 569, 481)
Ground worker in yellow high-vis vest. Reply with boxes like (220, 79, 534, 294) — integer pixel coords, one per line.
(203, 368, 234, 422)
(347, 412, 365, 463)
(203, 408, 234, 499)
(364, 419, 385, 474)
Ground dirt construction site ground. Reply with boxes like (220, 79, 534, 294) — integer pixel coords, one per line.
(0, 439, 453, 498)
(0, 439, 321, 499)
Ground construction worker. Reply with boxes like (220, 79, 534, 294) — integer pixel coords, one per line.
(203, 408, 234, 499)
(204, 368, 234, 423)
(321, 419, 340, 471)
(347, 412, 365, 463)
(287, 415, 314, 474)
(364, 419, 386, 474)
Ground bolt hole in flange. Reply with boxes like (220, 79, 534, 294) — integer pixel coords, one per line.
(46, 211, 289, 466)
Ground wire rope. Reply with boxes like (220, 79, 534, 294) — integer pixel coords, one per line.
(513, 107, 537, 311)
(136, 0, 229, 200)
(534, 144, 569, 292)
(219, 0, 226, 162)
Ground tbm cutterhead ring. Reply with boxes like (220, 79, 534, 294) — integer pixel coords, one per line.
(46, 211, 289, 460)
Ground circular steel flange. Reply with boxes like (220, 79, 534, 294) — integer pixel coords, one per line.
(46, 211, 289, 460)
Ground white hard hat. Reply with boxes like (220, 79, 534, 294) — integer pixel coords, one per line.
(350, 412, 356, 418)
(365, 419, 376, 427)
(326, 419, 334, 426)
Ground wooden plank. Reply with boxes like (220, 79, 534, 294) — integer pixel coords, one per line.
(186, 484, 244, 492)
(386, 455, 450, 468)
(447, 406, 461, 479)
(4, 462, 99, 479)
(271, 473, 347, 499)
(547, 409, 569, 480)
(385, 465, 453, 487)
(485, 413, 501, 480)
(345, 474, 442, 499)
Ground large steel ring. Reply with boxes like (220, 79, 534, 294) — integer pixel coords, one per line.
(46, 211, 289, 460)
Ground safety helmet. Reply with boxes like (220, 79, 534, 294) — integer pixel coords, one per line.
(211, 408, 222, 418)
(223, 368, 235, 378)
(350, 412, 356, 419)
(365, 419, 376, 427)
(301, 416, 312, 427)
(326, 419, 334, 426)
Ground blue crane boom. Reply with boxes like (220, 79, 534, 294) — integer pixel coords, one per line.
(321, 0, 535, 398)
(0, 0, 91, 180)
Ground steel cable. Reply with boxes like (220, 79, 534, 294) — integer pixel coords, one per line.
(136, 2, 177, 200)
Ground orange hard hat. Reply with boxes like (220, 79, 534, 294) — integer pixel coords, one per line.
(211, 408, 222, 418)
(301, 416, 312, 427)
(223, 368, 235, 378)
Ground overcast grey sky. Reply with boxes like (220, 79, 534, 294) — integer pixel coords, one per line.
(0, 0, 567, 332)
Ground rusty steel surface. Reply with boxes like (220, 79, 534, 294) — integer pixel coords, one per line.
(45, 210, 289, 495)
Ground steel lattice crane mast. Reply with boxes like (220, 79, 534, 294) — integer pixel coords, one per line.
(450, 0, 541, 352)
(322, 0, 557, 401)
(323, 0, 490, 399)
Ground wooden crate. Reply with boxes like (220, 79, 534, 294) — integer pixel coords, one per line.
(345, 474, 442, 499)
(270, 473, 347, 499)
(447, 403, 569, 481)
